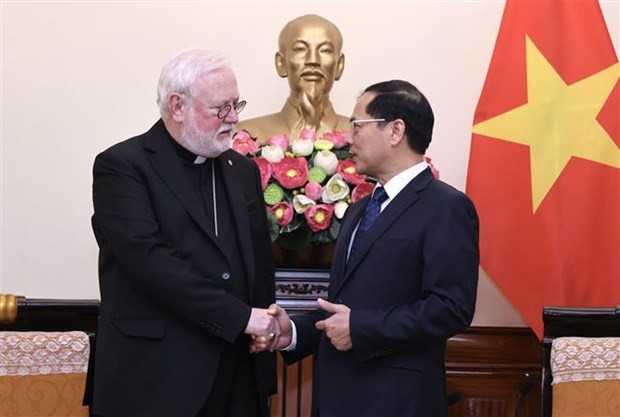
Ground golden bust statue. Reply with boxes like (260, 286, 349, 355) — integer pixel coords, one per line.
(236, 14, 349, 142)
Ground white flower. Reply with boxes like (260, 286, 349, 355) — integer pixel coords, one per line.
(334, 200, 349, 219)
(313, 150, 338, 175)
(291, 138, 314, 157)
(261, 145, 284, 163)
(322, 174, 350, 203)
(292, 194, 316, 214)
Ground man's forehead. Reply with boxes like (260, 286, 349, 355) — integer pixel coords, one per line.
(194, 70, 238, 100)
(357, 92, 376, 104)
(352, 93, 375, 116)
(197, 67, 235, 84)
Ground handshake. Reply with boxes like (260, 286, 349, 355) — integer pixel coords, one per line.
(244, 299, 353, 353)
(244, 304, 292, 353)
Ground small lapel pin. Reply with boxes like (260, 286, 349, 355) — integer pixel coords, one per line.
(228, 159, 233, 166)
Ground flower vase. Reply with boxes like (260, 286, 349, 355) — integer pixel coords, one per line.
(272, 242, 335, 270)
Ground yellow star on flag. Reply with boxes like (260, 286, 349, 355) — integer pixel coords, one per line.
(473, 35, 620, 212)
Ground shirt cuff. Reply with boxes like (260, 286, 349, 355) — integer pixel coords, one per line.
(281, 320, 297, 351)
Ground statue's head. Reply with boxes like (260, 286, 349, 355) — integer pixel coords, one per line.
(275, 14, 345, 100)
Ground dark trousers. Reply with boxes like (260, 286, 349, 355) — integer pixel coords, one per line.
(196, 336, 259, 417)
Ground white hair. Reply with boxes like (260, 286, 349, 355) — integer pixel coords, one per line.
(156, 47, 231, 119)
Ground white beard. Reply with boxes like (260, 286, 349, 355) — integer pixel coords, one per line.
(180, 109, 233, 158)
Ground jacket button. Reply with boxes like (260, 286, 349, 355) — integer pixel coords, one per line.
(222, 272, 231, 280)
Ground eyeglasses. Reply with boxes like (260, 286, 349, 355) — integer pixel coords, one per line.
(214, 99, 247, 119)
(187, 94, 247, 119)
(350, 118, 386, 131)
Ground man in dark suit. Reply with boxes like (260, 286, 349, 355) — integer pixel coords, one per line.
(86, 48, 279, 417)
(253, 80, 480, 417)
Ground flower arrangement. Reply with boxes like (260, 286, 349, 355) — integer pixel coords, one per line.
(232, 129, 376, 250)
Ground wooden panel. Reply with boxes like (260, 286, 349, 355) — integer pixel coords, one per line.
(446, 327, 541, 417)
(271, 355, 313, 417)
(267, 326, 543, 417)
(447, 372, 538, 417)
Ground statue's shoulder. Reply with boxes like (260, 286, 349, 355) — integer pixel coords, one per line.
(236, 113, 289, 142)
(334, 114, 351, 132)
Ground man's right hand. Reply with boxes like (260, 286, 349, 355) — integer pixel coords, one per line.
(245, 307, 278, 339)
(249, 304, 292, 353)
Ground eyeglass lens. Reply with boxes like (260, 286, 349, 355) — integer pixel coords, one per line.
(217, 100, 247, 119)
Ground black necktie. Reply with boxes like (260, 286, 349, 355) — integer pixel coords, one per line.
(349, 187, 388, 261)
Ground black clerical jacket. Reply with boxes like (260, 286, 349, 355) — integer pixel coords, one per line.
(86, 120, 275, 417)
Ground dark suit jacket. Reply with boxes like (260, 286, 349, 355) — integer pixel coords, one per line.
(286, 168, 479, 417)
(87, 120, 275, 417)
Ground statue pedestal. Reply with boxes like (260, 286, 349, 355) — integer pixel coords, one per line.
(272, 242, 334, 312)
(272, 242, 334, 270)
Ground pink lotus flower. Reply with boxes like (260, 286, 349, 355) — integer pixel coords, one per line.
(299, 129, 317, 141)
(304, 182, 323, 201)
(304, 204, 334, 232)
(323, 131, 348, 149)
(267, 134, 290, 153)
(337, 158, 367, 185)
(253, 157, 272, 190)
(232, 130, 259, 156)
(425, 156, 440, 179)
(351, 183, 375, 203)
(269, 201, 294, 227)
(272, 157, 308, 189)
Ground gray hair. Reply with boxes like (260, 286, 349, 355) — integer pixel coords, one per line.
(156, 48, 231, 119)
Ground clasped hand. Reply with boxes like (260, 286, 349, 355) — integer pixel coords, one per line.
(246, 304, 292, 353)
(248, 299, 352, 353)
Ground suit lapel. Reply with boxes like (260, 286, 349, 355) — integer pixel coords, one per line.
(333, 168, 435, 296)
(144, 121, 220, 245)
(216, 152, 255, 288)
(329, 196, 366, 296)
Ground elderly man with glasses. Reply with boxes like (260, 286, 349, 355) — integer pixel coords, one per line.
(86, 48, 278, 417)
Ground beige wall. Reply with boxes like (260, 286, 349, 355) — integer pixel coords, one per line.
(1, 1, 618, 327)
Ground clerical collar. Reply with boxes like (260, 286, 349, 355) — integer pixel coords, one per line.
(165, 129, 208, 164)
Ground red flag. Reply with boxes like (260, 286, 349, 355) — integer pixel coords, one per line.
(466, 0, 619, 339)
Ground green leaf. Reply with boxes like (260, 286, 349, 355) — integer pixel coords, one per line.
(265, 209, 280, 243)
(313, 218, 341, 243)
(333, 148, 352, 159)
(276, 225, 312, 250)
(281, 217, 302, 233)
